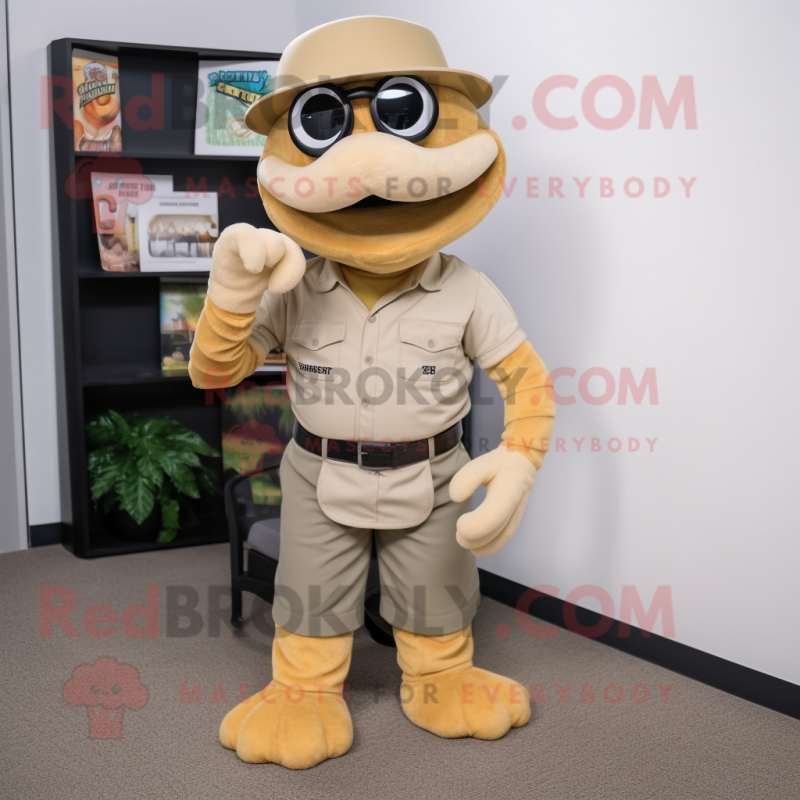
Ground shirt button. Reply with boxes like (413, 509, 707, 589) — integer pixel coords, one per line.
(312, 338, 319, 346)
(365, 356, 373, 364)
(362, 397, 370, 407)
(427, 339, 435, 348)
(368, 316, 376, 324)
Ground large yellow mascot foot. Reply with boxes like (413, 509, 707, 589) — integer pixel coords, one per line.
(393, 625, 531, 740)
(219, 625, 354, 769)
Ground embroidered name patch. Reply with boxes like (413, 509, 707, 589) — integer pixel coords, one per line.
(422, 365, 436, 375)
(299, 362, 333, 375)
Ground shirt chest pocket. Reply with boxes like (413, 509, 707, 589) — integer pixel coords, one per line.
(291, 320, 345, 382)
(399, 319, 465, 384)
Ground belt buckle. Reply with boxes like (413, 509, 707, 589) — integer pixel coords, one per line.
(357, 440, 395, 471)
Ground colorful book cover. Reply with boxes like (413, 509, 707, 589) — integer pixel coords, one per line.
(221, 381, 294, 506)
(194, 60, 279, 156)
(90, 173, 173, 272)
(160, 283, 207, 373)
(72, 49, 122, 152)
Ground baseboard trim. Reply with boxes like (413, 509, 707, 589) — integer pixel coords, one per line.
(478, 568, 800, 721)
(29, 523, 64, 547)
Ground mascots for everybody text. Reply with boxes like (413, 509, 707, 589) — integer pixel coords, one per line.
(190, 16, 555, 769)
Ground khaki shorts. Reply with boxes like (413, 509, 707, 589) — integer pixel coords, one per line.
(272, 438, 480, 637)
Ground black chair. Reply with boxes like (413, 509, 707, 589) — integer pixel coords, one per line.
(225, 461, 395, 647)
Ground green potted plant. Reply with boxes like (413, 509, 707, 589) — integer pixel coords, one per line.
(86, 410, 220, 543)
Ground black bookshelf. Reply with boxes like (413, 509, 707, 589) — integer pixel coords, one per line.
(48, 38, 283, 557)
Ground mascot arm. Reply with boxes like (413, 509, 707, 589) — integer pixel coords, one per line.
(188, 301, 264, 389)
(188, 223, 304, 389)
(450, 340, 555, 556)
(488, 340, 555, 469)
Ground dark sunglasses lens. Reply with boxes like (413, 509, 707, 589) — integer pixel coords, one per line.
(300, 94, 346, 140)
(375, 83, 425, 131)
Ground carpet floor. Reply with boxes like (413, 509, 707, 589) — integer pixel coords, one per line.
(1, 543, 797, 800)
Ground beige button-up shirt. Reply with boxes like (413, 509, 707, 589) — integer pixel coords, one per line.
(248, 251, 527, 528)
(250, 251, 527, 443)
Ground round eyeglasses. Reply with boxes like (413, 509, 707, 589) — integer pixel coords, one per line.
(288, 75, 439, 157)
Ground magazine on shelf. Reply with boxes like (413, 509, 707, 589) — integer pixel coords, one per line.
(159, 283, 207, 374)
(138, 193, 219, 272)
(72, 49, 122, 152)
(90, 173, 173, 272)
(194, 60, 278, 156)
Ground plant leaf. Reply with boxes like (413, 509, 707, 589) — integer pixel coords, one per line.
(117, 471, 155, 524)
(162, 460, 200, 498)
(160, 495, 180, 531)
(156, 529, 178, 544)
(170, 450, 202, 469)
(137, 455, 164, 489)
(108, 409, 132, 444)
(86, 415, 118, 449)
(163, 427, 219, 457)
(136, 417, 173, 438)
(88, 449, 130, 503)
(195, 465, 221, 496)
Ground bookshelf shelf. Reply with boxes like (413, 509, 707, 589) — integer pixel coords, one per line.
(86, 524, 229, 558)
(49, 37, 283, 558)
(75, 151, 260, 162)
(81, 362, 285, 386)
(82, 363, 192, 386)
(78, 269, 210, 280)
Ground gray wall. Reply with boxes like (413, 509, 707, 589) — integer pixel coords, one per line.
(0, 0, 27, 552)
(295, 0, 800, 687)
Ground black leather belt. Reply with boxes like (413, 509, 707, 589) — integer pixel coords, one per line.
(292, 420, 463, 470)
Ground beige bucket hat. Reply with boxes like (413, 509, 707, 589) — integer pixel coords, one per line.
(245, 16, 493, 136)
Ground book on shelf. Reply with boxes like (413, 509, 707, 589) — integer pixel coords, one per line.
(139, 193, 219, 272)
(160, 283, 207, 374)
(160, 283, 286, 374)
(194, 60, 279, 156)
(221, 379, 294, 506)
(90, 173, 173, 272)
(255, 351, 287, 370)
(72, 49, 122, 152)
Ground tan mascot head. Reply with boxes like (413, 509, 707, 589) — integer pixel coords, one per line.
(245, 16, 506, 272)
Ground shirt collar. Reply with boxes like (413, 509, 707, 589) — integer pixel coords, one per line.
(316, 259, 346, 293)
(315, 252, 442, 294)
(414, 252, 442, 292)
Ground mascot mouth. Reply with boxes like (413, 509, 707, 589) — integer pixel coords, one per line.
(346, 194, 411, 209)
(258, 126, 507, 272)
(257, 131, 498, 214)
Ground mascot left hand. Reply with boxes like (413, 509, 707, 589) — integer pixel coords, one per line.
(450, 447, 537, 556)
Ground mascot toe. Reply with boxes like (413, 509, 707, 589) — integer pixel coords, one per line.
(220, 626, 353, 769)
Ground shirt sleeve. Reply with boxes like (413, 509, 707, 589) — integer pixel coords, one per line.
(248, 290, 288, 357)
(463, 273, 527, 369)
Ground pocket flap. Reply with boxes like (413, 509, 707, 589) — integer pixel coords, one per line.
(399, 320, 463, 352)
(291, 321, 345, 350)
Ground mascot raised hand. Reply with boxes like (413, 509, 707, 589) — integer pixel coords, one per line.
(190, 16, 555, 769)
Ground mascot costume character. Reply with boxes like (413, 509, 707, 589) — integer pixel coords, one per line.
(189, 16, 555, 769)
